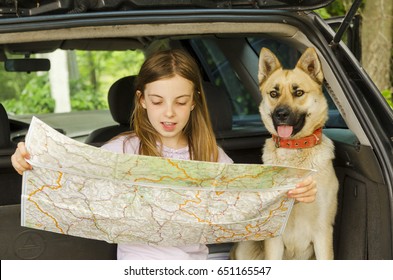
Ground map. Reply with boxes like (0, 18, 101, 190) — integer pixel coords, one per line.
(21, 117, 315, 246)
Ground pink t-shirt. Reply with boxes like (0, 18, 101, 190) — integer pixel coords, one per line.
(101, 135, 233, 260)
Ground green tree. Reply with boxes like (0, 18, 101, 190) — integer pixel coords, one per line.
(1, 50, 145, 114)
(361, 0, 393, 99)
(1, 73, 55, 114)
(316, 0, 393, 108)
(70, 50, 144, 111)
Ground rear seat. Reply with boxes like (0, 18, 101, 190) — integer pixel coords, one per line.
(204, 83, 265, 164)
(85, 75, 137, 144)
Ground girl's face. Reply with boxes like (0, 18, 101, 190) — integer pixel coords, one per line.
(139, 74, 195, 149)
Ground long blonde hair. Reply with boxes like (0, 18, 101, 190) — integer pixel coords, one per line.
(128, 49, 219, 162)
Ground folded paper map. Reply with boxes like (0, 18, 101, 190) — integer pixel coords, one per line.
(21, 117, 314, 246)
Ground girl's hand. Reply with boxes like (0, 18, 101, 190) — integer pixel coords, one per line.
(287, 176, 317, 203)
(11, 142, 32, 175)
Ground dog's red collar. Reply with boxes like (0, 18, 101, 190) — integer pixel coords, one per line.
(272, 127, 323, 149)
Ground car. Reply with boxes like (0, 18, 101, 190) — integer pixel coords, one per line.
(0, 0, 392, 260)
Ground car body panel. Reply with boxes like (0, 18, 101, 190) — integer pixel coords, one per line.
(0, 0, 335, 17)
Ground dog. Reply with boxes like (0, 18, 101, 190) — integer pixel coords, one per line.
(231, 47, 339, 260)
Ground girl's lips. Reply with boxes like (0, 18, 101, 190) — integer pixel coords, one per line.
(161, 122, 176, 131)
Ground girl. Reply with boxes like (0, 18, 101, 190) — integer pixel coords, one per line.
(11, 49, 317, 260)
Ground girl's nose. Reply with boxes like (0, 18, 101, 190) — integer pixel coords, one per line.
(165, 104, 175, 117)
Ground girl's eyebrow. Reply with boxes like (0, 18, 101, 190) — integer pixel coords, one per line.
(147, 94, 192, 99)
(175, 94, 192, 99)
(147, 94, 163, 98)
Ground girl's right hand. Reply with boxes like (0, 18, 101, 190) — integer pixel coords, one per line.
(11, 142, 32, 175)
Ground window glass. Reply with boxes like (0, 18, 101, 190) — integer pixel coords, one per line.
(0, 50, 144, 115)
(1, 49, 145, 141)
(247, 37, 299, 69)
(190, 38, 259, 124)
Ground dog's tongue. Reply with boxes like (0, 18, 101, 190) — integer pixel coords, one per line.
(277, 126, 293, 139)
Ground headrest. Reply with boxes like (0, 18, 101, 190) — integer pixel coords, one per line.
(203, 82, 232, 132)
(0, 103, 12, 149)
(107, 75, 137, 126)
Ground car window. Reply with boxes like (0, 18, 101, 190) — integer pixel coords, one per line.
(190, 37, 345, 129)
(1, 50, 144, 114)
(0, 49, 145, 139)
(189, 38, 260, 126)
(247, 37, 300, 68)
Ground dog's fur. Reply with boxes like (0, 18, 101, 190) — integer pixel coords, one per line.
(231, 47, 338, 260)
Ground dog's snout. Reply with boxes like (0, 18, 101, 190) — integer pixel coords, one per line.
(274, 107, 290, 122)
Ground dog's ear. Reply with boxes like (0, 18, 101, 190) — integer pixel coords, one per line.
(296, 48, 324, 84)
(258, 48, 282, 85)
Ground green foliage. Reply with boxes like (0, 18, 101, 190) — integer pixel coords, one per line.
(382, 89, 393, 108)
(69, 78, 107, 111)
(2, 74, 55, 114)
(0, 72, 33, 100)
(314, 8, 332, 19)
(70, 50, 144, 111)
(1, 50, 145, 115)
(315, 1, 346, 18)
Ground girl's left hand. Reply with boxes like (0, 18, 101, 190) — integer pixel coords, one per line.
(287, 176, 317, 203)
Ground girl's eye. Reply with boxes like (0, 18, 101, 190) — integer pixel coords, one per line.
(176, 98, 190, 105)
(151, 100, 162, 105)
(269, 90, 279, 98)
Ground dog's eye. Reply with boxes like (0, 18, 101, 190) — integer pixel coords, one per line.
(269, 90, 279, 98)
(294, 90, 304, 97)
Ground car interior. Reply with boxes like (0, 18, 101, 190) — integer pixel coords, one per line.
(0, 27, 391, 259)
